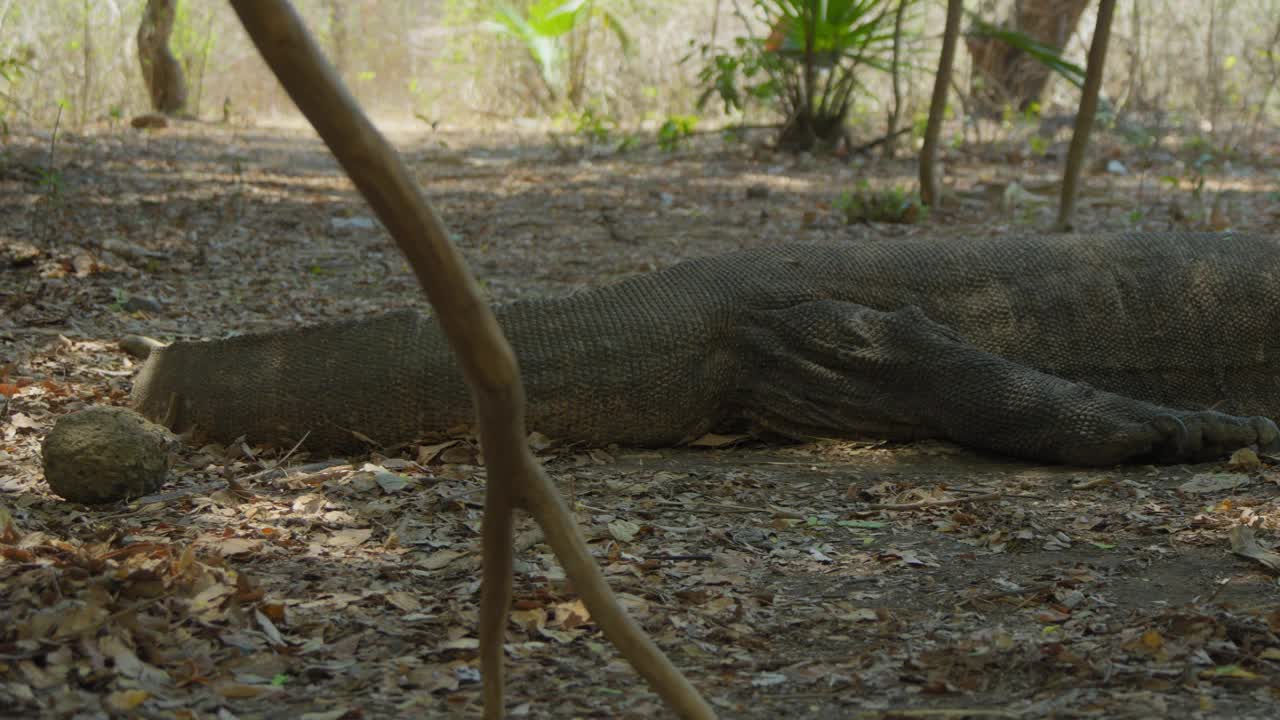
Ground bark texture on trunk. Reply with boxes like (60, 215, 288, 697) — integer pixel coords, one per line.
(966, 0, 1090, 112)
(136, 0, 187, 114)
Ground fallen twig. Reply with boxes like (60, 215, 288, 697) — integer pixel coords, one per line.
(862, 492, 1004, 511)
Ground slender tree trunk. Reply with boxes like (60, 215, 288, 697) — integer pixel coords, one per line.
(328, 0, 348, 77)
(136, 0, 187, 114)
(227, 2, 714, 719)
(921, 0, 964, 207)
(1056, 0, 1117, 231)
(1205, 0, 1222, 132)
(567, 4, 591, 108)
(1123, 0, 1142, 111)
(709, 0, 721, 48)
(884, 0, 908, 159)
(80, 0, 92, 128)
(800, 3, 818, 147)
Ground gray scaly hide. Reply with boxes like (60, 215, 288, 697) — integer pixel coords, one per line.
(132, 232, 1280, 465)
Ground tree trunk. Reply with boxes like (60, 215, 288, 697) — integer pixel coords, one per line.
(80, 0, 92, 128)
(327, 0, 348, 77)
(921, 0, 964, 207)
(227, 2, 714, 719)
(777, 111, 846, 152)
(966, 0, 1090, 113)
(883, 0, 909, 159)
(136, 0, 187, 114)
(1056, 0, 1116, 231)
(1121, 0, 1144, 112)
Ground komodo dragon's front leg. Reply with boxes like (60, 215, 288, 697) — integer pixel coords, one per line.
(737, 300, 1280, 466)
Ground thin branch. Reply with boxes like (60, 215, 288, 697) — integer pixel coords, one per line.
(225, 3, 714, 719)
(862, 492, 1004, 511)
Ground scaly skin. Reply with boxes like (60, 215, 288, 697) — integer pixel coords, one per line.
(133, 231, 1280, 465)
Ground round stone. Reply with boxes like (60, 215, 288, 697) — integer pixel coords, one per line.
(42, 406, 174, 504)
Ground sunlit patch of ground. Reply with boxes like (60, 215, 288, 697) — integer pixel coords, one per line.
(2, 123, 1279, 717)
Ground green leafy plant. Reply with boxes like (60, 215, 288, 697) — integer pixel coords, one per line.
(36, 166, 64, 195)
(657, 114, 698, 151)
(110, 288, 130, 312)
(836, 182, 925, 224)
(0, 55, 29, 84)
(485, 0, 631, 109)
(570, 105, 614, 142)
(691, 0, 922, 152)
(549, 104, 637, 153)
(689, 37, 779, 116)
(0, 50, 34, 136)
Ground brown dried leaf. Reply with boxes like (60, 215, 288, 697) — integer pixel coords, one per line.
(105, 689, 150, 711)
(689, 433, 747, 448)
(1230, 526, 1280, 571)
(416, 439, 459, 464)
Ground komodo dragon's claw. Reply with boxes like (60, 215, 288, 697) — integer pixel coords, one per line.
(1151, 412, 1280, 462)
(1151, 414, 1191, 457)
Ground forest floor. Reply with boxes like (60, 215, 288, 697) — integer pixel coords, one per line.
(2, 119, 1280, 719)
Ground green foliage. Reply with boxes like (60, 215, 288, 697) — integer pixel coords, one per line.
(997, 100, 1041, 128)
(485, 0, 631, 108)
(836, 181, 925, 224)
(170, 2, 205, 60)
(1116, 121, 1156, 151)
(760, 0, 907, 66)
(1163, 138, 1238, 228)
(549, 104, 643, 153)
(36, 166, 64, 195)
(169, 3, 218, 116)
(570, 105, 615, 142)
(109, 288, 130, 313)
(657, 114, 698, 151)
(0, 50, 33, 134)
(1183, 134, 1238, 166)
(689, 38, 780, 116)
(0, 54, 30, 84)
(909, 110, 929, 141)
(689, 0, 922, 151)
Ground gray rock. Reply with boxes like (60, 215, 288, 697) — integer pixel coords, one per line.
(42, 406, 174, 504)
(122, 294, 164, 314)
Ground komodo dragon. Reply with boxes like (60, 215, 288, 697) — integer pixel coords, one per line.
(132, 231, 1280, 466)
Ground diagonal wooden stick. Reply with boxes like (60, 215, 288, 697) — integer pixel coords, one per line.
(226, 3, 714, 718)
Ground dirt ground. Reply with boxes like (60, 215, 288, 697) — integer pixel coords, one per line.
(2, 121, 1280, 719)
